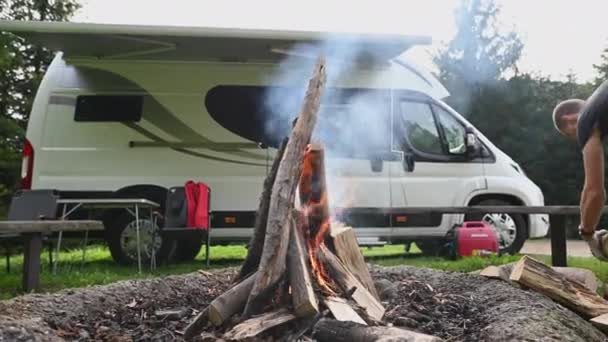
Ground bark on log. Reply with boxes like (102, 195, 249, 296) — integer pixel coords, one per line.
(237, 138, 288, 282)
(317, 244, 385, 321)
(288, 214, 319, 317)
(509, 255, 608, 318)
(323, 296, 366, 325)
(330, 224, 379, 300)
(479, 263, 598, 292)
(223, 309, 297, 340)
(182, 307, 209, 341)
(209, 272, 257, 326)
(243, 57, 326, 317)
(312, 318, 443, 342)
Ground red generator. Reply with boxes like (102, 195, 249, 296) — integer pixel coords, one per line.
(454, 221, 499, 257)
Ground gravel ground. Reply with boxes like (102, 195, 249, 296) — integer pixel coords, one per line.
(0, 265, 606, 341)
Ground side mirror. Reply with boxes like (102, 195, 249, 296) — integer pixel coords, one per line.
(403, 152, 415, 172)
(465, 128, 481, 157)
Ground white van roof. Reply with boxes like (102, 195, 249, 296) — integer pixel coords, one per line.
(0, 20, 430, 63)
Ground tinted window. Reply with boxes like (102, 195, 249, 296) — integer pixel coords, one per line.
(397, 101, 443, 155)
(74, 95, 143, 122)
(205, 85, 391, 156)
(434, 105, 466, 154)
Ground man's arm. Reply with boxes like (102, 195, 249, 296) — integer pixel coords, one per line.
(580, 128, 606, 233)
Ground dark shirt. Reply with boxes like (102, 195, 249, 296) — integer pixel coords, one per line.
(578, 80, 608, 148)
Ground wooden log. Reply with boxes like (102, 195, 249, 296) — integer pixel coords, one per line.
(317, 244, 385, 321)
(590, 313, 608, 333)
(236, 138, 288, 282)
(323, 296, 366, 325)
(223, 309, 297, 340)
(288, 214, 319, 317)
(479, 263, 598, 292)
(209, 272, 257, 326)
(509, 255, 608, 317)
(244, 57, 326, 317)
(330, 224, 379, 300)
(312, 318, 443, 342)
(182, 307, 209, 341)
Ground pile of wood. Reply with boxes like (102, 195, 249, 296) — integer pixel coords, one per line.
(478, 255, 608, 332)
(181, 57, 442, 341)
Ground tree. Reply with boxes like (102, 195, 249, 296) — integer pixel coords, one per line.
(0, 0, 80, 216)
(593, 45, 608, 87)
(434, 0, 524, 116)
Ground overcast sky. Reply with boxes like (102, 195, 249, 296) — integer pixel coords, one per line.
(72, 0, 608, 82)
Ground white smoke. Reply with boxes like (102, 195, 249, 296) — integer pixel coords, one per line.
(263, 36, 401, 209)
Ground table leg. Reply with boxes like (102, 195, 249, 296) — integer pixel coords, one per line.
(550, 215, 567, 267)
(135, 205, 142, 274)
(53, 231, 62, 275)
(22, 233, 42, 292)
(5, 244, 10, 273)
(81, 228, 89, 267)
(150, 209, 156, 271)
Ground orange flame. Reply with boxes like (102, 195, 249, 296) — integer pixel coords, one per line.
(299, 144, 336, 295)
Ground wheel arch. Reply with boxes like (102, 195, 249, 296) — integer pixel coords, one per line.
(467, 193, 529, 238)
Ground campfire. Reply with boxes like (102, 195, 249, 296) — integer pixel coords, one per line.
(182, 57, 440, 341)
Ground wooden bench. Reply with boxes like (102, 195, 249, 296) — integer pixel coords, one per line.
(0, 220, 104, 292)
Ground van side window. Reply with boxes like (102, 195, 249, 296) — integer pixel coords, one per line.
(397, 101, 443, 155)
(74, 95, 143, 122)
(433, 105, 466, 155)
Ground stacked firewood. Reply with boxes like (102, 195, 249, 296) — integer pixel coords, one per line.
(181, 57, 442, 341)
(478, 256, 608, 333)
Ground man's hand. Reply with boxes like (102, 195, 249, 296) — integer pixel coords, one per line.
(582, 229, 608, 261)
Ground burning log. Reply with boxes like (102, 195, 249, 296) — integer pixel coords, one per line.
(237, 137, 289, 282)
(209, 272, 257, 326)
(509, 255, 608, 318)
(223, 309, 297, 340)
(330, 224, 380, 300)
(288, 213, 320, 317)
(317, 244, 385, 321)
(323, 296, 366, 325)
(243, 57, 326, 317)
(312, 318, 443, 342)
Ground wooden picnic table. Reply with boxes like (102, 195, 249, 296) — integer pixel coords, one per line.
(380, 205, 597, 267)
(0, 220, 104, 292)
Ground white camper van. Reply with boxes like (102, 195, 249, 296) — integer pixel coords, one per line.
(0, 21, 549, 264)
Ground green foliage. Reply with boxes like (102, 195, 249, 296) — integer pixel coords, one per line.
(0, 0, 80, 217)
(434, 0, 524, 115)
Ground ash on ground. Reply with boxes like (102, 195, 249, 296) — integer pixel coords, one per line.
(0, 266, 606, 342)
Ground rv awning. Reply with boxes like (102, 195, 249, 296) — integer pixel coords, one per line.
(0, 20, 430, 63)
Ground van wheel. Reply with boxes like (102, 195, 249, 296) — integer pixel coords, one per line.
(174, 239, 203, 261)
(465, 199, 528, 255)
(107, 210, 175, 265)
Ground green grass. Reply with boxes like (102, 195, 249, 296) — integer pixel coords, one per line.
(0, 243, 605, 300)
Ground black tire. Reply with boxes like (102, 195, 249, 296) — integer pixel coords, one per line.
(104, 187, 175, 265)
(174, 238, 203, 261)
(107, 210, 175, 265)
(465, 198, 528, 255)
(415, 240, 443, 256)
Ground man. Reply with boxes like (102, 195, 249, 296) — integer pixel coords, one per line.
(553, 82, 608, 260)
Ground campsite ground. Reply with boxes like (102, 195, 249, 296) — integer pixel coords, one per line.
(0, 241, 604, 300)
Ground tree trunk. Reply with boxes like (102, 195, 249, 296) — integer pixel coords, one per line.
(236, 138, 288, 282)
(312, 318, 443, 342)
(243, 57, 326, 317)
(509, 255, 608, 318)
